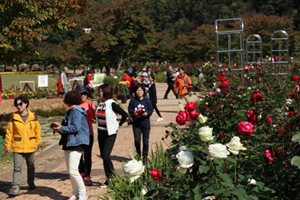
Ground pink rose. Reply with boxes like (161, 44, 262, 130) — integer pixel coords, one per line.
(209, 91, 214, 96)
(259, 77, 262, 83)
(244, 65, 250, 72)
(176, 111, 188, 125)
(216, 88, 221, 93)
(237, 121, 256, 136)
(189, 110, 199, 120)
(265, 149, 274, 163)
(184, 102, 197, 111)
(266, 115, 272, 124)
(246, 110, 259, 124)
(251, 91, 263, 103)
(149, 169, 161, 181)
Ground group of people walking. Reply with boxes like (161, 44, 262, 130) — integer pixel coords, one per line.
(4, 65, 193, 199)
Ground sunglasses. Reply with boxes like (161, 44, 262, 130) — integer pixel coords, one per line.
(15, 102, 23, 107)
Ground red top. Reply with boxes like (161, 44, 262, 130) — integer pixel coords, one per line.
(122, 74, 132, 87)
(86, 74, 92, 85)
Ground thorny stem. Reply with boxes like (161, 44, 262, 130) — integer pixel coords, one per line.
(234, 156, 237, 183)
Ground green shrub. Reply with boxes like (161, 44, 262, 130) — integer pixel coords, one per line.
(32, 107, 67, 118)
(156, 72, 167, 82)
(104, 76, 119, 92)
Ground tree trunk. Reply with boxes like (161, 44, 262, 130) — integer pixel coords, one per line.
(117, 58, 123, 71)
(16, 64, 20, 71)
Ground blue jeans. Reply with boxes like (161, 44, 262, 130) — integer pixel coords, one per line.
(133, 123, 151, 159)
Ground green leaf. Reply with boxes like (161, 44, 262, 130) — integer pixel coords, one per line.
(220, 182, 234, 189)
(214, 188, 227, 196)
(237, 110, 246, 117)
(226, 156, 237, 164)
(230, 188, 247, 200)
(194, 194, 202, 200)
(219, 173, 233, 184)
(199, 165, 210, 174)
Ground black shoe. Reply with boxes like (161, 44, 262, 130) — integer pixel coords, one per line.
(8, 188, 20, 197)
(29, 183, 36, 190)
(163, 97, 168, 99)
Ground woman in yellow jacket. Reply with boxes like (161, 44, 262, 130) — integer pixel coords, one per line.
(5, 96, 41, 197)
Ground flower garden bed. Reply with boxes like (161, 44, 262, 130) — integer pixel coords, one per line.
(102, 60, 300, 200)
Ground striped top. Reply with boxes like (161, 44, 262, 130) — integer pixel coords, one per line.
(96, 103, 107, 130)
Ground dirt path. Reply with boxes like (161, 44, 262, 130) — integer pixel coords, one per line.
(0, 82, 199, 200)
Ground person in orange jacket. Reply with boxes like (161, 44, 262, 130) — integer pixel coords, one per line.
(5, 96, 42, 197)
(174, 67, 193, 111)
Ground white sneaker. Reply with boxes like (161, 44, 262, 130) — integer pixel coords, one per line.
(68, 195, 77, 200)
(157, 118, 163, 122)
(78, 194, 88, 200)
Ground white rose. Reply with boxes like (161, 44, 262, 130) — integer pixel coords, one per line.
(198, 126, 214, 142)
(124, 159, 145, 182)
(176, 166, 187, 174)
(226, 136, 247, 155)
(141, 187, 147, 196)
(198, 114, 208, 124)
(248, 179, 257, 185)
(202, 196, 216, 200)
(291, 156, 300, 169)
(208, 143, 230, 159)
(176, 151, 194, 168)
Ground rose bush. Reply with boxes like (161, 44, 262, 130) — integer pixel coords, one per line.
(208, 143, 230, 159)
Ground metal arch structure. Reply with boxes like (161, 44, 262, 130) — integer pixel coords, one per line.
(215, 18, 245, 72)
(246, 34, 263, 66)
(271, 30, 289, 75)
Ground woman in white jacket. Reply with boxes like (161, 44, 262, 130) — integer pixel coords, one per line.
(96, 84, 127, 187)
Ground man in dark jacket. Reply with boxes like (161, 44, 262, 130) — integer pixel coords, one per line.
(163, 66, 178, 99)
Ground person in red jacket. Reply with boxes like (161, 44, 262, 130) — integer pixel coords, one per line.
(174, 67, 192, 111)
(57, 72, 64, 96)
(122, 70, 132, 99)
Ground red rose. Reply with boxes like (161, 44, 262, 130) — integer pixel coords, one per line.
(250, 79, 252, 83)
(246, 110, 259, 124)
(290, 92, 297, 98)
(237, 121, 256, 136)
(218, 75, 226, 82)
(189, 110, 199, 120)
(149, 169, 161, 181)
(274, 56, 279, 61)
(176, 111, 188, 125)
(221, 72, 225, 76)
(259, 77, 262, 83)
(261, 61, 265, 65)
(265, 149, 275, 163)
(219, 79, 229, 89)
(250, 91, 264, 103)
(288, 111, 294, 117)
(266, 115, 272, 124)
(184, 102, 197, 111)
(204, 105, 208, 109)
(291, 75, 299, 82)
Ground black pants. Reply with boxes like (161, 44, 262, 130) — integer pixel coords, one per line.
(152, 104, 162, 118)
(87, 88, 94, 99)
(164, 84, 178, 99)
(98, 130, 116, 180)
(79, 135, 94, 177)
(133, 123, 151, 159)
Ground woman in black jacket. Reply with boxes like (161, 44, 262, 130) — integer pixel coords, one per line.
(149, 75, 163, 122)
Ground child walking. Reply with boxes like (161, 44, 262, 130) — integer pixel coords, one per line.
(149, 75, 163, 122)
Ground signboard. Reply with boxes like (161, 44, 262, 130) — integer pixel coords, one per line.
(20, 81, 35, 92)
(38, 75, 48, 88)
(94, 74, 105, 86)
(69, 78, 84, 90)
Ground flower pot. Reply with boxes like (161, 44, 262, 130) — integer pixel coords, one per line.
(121, 95, 127, 104)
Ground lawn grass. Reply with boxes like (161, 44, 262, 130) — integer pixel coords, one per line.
(1, 74, 60, 90)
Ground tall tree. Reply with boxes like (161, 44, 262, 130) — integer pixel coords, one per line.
(88, 0, 154, 70)
(0, 0, 89, 63)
